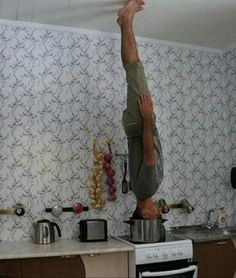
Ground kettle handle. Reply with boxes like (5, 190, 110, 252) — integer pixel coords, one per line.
(52, 222, 62, 237)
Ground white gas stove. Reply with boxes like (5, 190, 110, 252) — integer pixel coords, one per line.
(115, 233, 198, 278)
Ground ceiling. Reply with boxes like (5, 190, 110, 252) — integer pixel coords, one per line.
(0, 0, 236, 50)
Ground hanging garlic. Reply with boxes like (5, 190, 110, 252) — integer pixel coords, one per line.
(89, 139, 105, 209)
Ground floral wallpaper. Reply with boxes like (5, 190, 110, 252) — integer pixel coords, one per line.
(225, 48, 236, 168)
(0, 22, 236, 241)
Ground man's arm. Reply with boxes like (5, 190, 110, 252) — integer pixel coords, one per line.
(139, 95, 155, 166)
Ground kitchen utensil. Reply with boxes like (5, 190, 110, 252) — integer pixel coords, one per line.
(0, 203, 25, 216)
(79, 219, 108, 242)
(158, 199, 170, 214)
(45, 203, 89, 217)
(122, 159, 128, 194)
(231, 167, 236, 189)
(181, 199, 194, 213)
(51, 205, 63, 217)
(73, 202, 86, 214)
(33, 219, 61, 244)
(124, 218, 166, 243)
(168, 199, 194, 213)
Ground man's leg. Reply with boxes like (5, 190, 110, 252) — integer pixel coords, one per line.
(117, 0, 143, 66)
(117, 0, 151, 136)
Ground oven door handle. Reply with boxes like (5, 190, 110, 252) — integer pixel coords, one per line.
(141, 265, 197, 277)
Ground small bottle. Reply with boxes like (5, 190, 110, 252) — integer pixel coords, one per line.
(218, 207, 227, 228)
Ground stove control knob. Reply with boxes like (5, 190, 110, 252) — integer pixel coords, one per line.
(163, 251, 168, 259)
(178, 249, 183, 256)
(146, 252, 152, 258)
(171, 250, 177, 256)
(153, 252, 159, 258)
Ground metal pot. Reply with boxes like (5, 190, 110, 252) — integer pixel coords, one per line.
(124, 218, 166, 243)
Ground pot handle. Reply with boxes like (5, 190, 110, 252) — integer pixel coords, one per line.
(161, 218, 168, 223)
(123, 220, 134, 225)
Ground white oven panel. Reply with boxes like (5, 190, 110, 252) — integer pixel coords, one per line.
(135, 240, 193, 265)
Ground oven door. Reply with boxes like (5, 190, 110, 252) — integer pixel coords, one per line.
(137, 260, 198, 278)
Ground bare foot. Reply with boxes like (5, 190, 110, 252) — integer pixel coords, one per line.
(117, 0, 145, 26)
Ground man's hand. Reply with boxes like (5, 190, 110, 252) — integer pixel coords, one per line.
(139, 95, 153, 123)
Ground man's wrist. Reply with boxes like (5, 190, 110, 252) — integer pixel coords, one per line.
(143, 118, 153, 125)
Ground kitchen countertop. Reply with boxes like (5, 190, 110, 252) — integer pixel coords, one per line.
(169, 226, 236, 243)
(0, 237, 134, 260)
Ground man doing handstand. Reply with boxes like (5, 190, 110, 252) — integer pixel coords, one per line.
(117, 0, 164, 219)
